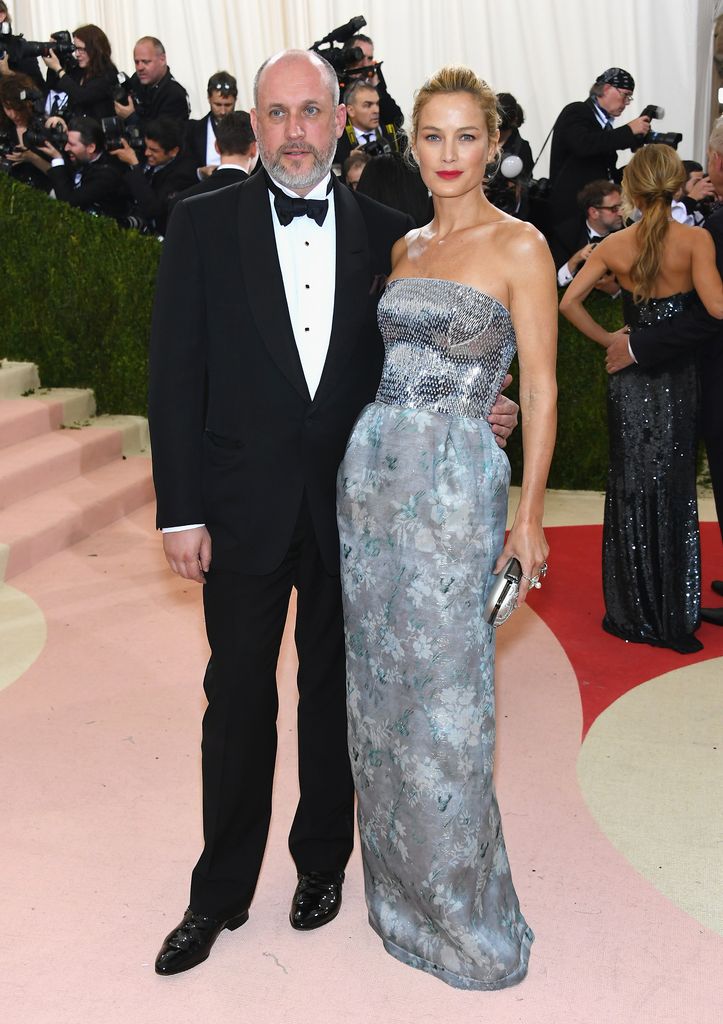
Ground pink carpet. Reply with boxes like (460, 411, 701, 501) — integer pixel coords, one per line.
(1, 503, 721, 1024)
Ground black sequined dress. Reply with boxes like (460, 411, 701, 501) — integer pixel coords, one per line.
(603, 289, 701, 653)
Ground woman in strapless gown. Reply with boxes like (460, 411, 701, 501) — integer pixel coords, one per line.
(560, 145, 723, 654)
(337, 68, 557, 990)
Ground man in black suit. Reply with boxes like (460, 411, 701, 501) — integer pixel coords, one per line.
(184, 70, 238, 180)
(549, 67, 650, 223)
(168, 110, 256, 214)
(114, 36, 189, 131)
(334, 79, 400, 176)
(111, 117, 196, 234)
(550, 179, 623, 293)
(149, 49, 518, 976)
(605, 117, 723, 624)
(39, 115, 128, 220)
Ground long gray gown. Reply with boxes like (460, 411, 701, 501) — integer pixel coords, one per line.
(337, 277, 534, 990)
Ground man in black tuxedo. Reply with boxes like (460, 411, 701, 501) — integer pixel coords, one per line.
(111, 117, 196, 234)
(550, 179, 623, 294)
(149, 49, 518, 976)
(184, 71, 238, 180)
(549, 67, 650, 223)
(39, 115, 128, 220)
(605, 118, 723, 624)
(168, 110, 256, 215)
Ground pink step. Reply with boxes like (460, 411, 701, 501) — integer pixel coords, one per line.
(0, 427, 123, 509)
(0, 456, 155, 580)
(0, 398, 65, 449)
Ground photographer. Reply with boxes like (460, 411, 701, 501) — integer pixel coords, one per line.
(549, 67, 650, 223)
(334, 79, 400, 177)
(341, 32, 403, 129)
(0, 72, 51, 190)
(42, 24, 118, 122)
(185, 71, 237, 180)
(112, 116, 196, 235)
(114, 36, 189, 132)
(549, 179, 623, 294)
(169, 110, 256, 216)
(0, 3, 45, 91)
(39, 114, 128, 220)
(485, 92, 534, 219)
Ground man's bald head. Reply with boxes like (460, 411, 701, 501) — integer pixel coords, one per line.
(253, 49, 339, 109)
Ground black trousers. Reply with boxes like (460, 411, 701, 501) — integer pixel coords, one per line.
(189, 498, 354, 917)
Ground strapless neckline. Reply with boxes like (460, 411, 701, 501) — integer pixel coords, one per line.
(385, 277, 512, 320)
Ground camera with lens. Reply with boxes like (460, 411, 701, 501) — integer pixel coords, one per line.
(310, 15, 368, 76)
(361, 136, 392, 158)
(639, 104, 682, 150)
(21, 29, 75, 61)
(101, 116, 144, 155)
(112, 72, 133, 105)
(22, 119, 68, 153)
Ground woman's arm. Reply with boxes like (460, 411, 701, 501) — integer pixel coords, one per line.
(500, 225, 558, 603)
(690, 227, 723, 319)
(559, 242, 618, 346)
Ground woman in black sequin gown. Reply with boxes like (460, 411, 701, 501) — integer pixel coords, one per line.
(560, 145, 723, 653)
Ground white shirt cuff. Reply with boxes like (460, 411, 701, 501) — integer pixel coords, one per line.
(162, 524, 205, 533)
(627, 340, 637, 362)
(557, 263, 573, 287)
(51, 157, 65, 167)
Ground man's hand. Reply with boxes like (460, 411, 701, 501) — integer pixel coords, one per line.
(686, 175, 717, 203)
(569, 242, 595, 274)
(163, 527, 212, 583)
(488, 373, 519, 448)
(38, 139, 61, 160)
(114, 95, 135, 120)
(594, 270, 620, 297)
(110, 137, 139, 165)
(198, 164, 216, 178)
(605, 328, 635, 373)
(628, 114, 651, 136)
(0, 53, 11, 76)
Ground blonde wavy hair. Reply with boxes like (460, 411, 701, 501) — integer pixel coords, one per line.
(410, 65, 499, 143)
(622, 144, 687, 302)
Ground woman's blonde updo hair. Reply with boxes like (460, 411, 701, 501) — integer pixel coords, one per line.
(622, 144, 687, 302)
(410, 66, 499, 143)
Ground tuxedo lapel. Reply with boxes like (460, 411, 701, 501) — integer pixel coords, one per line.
(237, 172, 310, 401)
(314, 179, 371, 403)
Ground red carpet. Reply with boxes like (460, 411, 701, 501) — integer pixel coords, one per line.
(531, 522, 723, 739)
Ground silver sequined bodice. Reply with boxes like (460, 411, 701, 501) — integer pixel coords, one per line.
(375, 277, 517, 419)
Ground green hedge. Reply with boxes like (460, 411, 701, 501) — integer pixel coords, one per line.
(1, 173, 621, 489)
(0, 173, 160, 414)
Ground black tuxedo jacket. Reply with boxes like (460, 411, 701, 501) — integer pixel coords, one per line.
(124, 154, 198, 234)
(167, 166, 248, 216)
(149, 171, 413, 574)
(184, 112, 213, 169)
(46, 151, 128, 219)
(548, 215, 592, 271)
(629, 208, 723, 534)
(549, 98, 642, 221)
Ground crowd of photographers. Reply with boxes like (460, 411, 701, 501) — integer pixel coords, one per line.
(1, 5, 713, 258)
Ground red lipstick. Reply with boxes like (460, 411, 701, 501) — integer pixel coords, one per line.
(437, 170, 462, 179)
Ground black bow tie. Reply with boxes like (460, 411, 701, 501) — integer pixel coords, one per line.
(266, 173, 332, 227)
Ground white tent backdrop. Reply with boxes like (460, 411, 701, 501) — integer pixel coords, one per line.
(11, 0, 719, 174)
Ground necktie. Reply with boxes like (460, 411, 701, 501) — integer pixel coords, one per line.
(266, 173, 331, 227)
(362, 132, 374, 145)
(604, 120, 613, 132)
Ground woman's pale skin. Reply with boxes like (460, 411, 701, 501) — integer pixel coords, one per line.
(391, 90, 558, 603)
(560, 207, 723, 345)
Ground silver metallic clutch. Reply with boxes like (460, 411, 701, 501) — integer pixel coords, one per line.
(484, 557, 522, 627)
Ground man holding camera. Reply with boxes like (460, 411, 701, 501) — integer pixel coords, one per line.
(334, 79, 399, 177)
(549, 67, 650, 224)
(185, 70, 238, 180)
(39, 114, 128, 220)
(111, 116, 196, 234)
(341, 32, 403, 130)
(114, 36, 189, 131)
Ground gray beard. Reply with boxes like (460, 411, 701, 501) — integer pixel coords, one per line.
(258, 135, 337, 192)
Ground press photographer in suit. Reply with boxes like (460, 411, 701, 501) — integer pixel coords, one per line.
(184, 70, 237, 179)
(149, 47, 520, 976)
(168, 109, 256, 214)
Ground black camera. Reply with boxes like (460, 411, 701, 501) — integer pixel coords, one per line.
(361, 136, 392, 158)
(22, 119, 68, 153)
(310, 15, 367, 75)
(21, 29, 75, 61)
(112, 72, 133, 105)
(639, 105, 682, 150)
(101, 116, 144, 155)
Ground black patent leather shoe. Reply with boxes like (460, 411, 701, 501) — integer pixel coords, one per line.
(289, 870, 344, 930)
(711, 580, 723, 598)
(155, 906, 249, 975)
(700, 606, 723, 627)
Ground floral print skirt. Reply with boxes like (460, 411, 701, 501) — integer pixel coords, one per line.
(337, 402, 533, 990)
